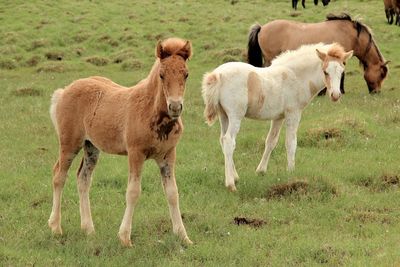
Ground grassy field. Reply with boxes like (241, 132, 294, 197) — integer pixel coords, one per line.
(1, 0, 400, 266)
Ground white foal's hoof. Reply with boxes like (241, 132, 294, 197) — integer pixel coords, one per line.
(118, 231, 133, 247)
(183, 237, 193, 245)
(227, 184, 237, 192)
(81, 225, 95, 235)
(255, 166, 267, 175)
(48, 219, 63, 235)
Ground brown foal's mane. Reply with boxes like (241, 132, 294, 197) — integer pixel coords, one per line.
(326, 13, 385, 68)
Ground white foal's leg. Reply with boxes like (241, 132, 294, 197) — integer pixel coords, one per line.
(285, 112, 302, 171)
(76, 141, 99, 235)
(48, 148, 79, 234)
(219, 111, 239, 181)
(158, 148, 192, 245)
(222, 117, 241, 191)
(118, 152, 144, 247)
(256, 118, 284, 174)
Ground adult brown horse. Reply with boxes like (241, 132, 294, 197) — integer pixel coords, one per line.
(248, 13, 389, 93)
(48, 38, 193, 247)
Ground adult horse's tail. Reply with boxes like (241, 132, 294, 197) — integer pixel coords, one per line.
(50, 88, 64, 135)
(202, 72, 222, 126)
(247, 24, 263, 67)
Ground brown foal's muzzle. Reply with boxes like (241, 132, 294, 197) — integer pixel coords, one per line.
(168, 100, 183, 119)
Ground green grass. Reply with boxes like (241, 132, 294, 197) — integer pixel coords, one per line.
(1, 0, 400, 266)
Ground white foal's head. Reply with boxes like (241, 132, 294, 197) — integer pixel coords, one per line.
(316, 44, 353, 102)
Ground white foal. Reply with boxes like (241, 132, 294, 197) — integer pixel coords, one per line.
(202, 43, 353, 191)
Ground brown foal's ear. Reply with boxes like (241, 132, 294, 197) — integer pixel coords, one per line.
(156, 40, 171, 59)
(343, 50, 353, 62)
(177, 40, 192, 60)
(316, 49, 326, 61)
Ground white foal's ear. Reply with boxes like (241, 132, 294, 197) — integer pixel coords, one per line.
(343, 50, 353, 62)
(316, 49, 327, 61)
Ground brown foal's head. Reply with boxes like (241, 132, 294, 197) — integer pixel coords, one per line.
(156, 38, 192, 120)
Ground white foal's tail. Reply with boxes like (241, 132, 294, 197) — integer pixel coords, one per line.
(202, 72, 222, 126)
(50, 89, 64, 135)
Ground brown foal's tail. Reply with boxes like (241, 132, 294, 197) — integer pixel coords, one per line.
(247, 23, 263, 67)
(50, 88, 64, 135)
(202, 72, 222, 126)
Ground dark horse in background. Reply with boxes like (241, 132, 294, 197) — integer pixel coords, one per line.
(248, 13, 389, 93)
(292, 0, 330, 10)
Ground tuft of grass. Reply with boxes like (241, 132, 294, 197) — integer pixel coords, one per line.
(85, 56, 109, 66)
(0, 59, 17, 70)
(11, 87, 42, 97)
(121, 59, 143, 71)
(45, 51, 64, 61)
(36, 62, 66, 73)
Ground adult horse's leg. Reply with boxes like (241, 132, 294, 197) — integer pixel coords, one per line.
(158, 148, 192, 245)
(302, 0, 306, 8)
(314, 0, 318, 5)
(256, 118, 284, 174)
(48, 144, 81, 234)
(285, 112, 301, 171)
(292, 0, 297, 9)
(118, 151, 145, 247)
(76, 140, 99, 234)
(219, 111, 239, 181)
(222, 117, 241, 191)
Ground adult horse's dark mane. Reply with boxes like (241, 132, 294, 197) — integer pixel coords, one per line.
(326, 13, 385, 68)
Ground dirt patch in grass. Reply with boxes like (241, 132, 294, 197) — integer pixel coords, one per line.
(381, 174, 399, 185)
(354, 174, 399, 191)
(300, 127, 342, 146)
(11, 87, 42, 97)
(266, 178, 338, 201)
(37, 62, 66, 73)
(266, 181, 308, 199)
(345, 211, 391, 225)
(311, 244, 349, 265)
(97, 35, 119, 47)
(144, 33, 166, 41)
(202, 43, 216, 50)
(121, 59, 143, 71)
(112, 50, 135, 63)
(0, 59, 17, 70)
(233, 216, 266, 228)
(85, 56, 109, 66)
(45, 51, 64, 61)
(289, 12, 301, 17)
(214, 48, 246, 63)
(73, 32, 90, 43)
(29, 39, 49, 50)
(26, 56, 41, 67)
(31, 197, 46, 208)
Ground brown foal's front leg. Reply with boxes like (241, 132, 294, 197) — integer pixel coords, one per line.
(118, 151, 144, 247)
(158, 148, 192, 245)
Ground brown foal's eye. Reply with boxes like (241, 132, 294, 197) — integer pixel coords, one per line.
(160, 74, 164, 80)
(323, 71, 328, 76)
(184, 73, 189, 80)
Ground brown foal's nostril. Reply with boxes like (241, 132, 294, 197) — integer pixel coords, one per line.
(168, 101, 183, 114)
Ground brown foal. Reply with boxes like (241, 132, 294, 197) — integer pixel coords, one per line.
(48, 38, 193, 246)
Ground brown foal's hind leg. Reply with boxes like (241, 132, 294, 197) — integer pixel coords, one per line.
(48, 145, 81, 234)
(118, 151, 145, 247)
(158, 148, 192, 245)
(76, 140, 99, 235)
